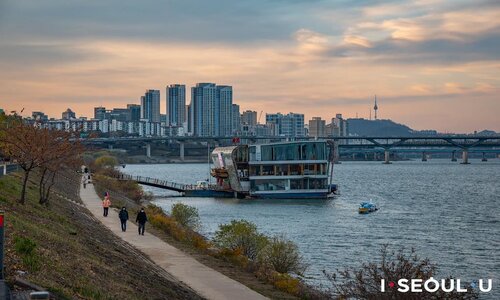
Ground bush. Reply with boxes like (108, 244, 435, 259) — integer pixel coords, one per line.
(258, 235, 306, 275)
(324, 245, 479, 299)
(213, 219, 269, 260)
(171, 203, 200, 230)
(94, 155, 118, 169)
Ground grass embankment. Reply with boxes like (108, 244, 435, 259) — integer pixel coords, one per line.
(0, 171, 202, 300)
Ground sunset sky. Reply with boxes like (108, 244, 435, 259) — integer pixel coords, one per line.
(0, 0, 499, 132)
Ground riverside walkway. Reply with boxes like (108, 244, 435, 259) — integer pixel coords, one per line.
(79, 180, 268, 300)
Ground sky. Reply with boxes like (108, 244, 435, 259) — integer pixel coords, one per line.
(0, 0, 499, 133)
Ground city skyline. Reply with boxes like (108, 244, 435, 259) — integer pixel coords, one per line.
(0, 1, 499, 132)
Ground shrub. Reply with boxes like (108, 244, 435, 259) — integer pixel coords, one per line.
(94, 155, 118, 169)
(271, 273, 301, 295)
(171, 203, 200, 230)
(258, 235, 306, 275)
(324, 245, 479, 299)
(213, 219, 269, 260)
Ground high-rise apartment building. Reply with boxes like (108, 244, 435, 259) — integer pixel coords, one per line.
(218, 85, 233, 136)
(141, 90, 161, 123)
(232, 104, 241, 135)
(127, 104, 141, 122)
(190, 83, 233, 137)
(266, 112, 305, 137)
(241, 110, 257, 126)
(309, 117, 326, 138)
(167, 84, 186, 126)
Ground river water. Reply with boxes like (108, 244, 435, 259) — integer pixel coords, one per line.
(122, 159, 499, 297)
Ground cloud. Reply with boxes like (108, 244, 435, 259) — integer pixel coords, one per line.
(0, 0, 499, 132)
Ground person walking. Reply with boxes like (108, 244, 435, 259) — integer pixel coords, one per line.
(82, 176, 87, 189)
(136, 208, 148, 235)
(118, 207, 129, 232)
(102, 192, 111, 217)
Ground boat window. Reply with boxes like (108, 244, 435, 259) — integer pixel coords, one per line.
(289, 164, 301, 175)
(249, 165, 259, 176)
(249, 146, 256, 161)
(262, 165, 274, 175)
(276, 164, 288, 176)
(251, 179, 288, 191)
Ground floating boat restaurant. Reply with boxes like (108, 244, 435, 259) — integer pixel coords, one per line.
(210, 140, 337, 199)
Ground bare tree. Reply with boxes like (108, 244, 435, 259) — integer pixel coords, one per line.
(38, 129, 83, 205)
(0, 116, 46, 204)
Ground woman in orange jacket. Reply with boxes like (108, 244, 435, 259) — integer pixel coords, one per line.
(102, 192, 111, 217)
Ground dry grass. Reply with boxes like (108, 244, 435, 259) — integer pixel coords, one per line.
(0, 172, 202, 300)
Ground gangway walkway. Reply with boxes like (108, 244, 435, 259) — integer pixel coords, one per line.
(117, 174, 187, 192)
(79, 179, 267, 300)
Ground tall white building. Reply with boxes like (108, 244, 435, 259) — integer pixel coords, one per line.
(190, 83, 233, 137)
(167, 84, 186, 126)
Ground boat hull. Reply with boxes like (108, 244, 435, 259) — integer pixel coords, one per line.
(184, 189, 235, 198)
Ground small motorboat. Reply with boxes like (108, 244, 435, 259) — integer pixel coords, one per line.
(359, 202, 378, 214)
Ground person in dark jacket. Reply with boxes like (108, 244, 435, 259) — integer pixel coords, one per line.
(118, 207, 129, 232)
(136, 208, 148, 235)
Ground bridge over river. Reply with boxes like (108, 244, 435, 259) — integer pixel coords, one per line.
(82, 135, 500, 164)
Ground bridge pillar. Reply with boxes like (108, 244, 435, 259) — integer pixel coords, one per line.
(180, 142, 185, 162)
(383, 149, 391, 164)
(364, 153, 368, 160)
(422, 152, 427, 162)
(481, 152, 487, 162)
(333, 141, 341, 164)
(146, 143, 151, 158)
(352, 153, 356, 161)
(451, 150, 457, 162)
(108, 144, 113, 150)
(461, 149, 469, 164)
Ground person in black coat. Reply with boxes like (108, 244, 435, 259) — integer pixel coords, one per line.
(136, 208, 148, 235)
(118, 207, 129, 232)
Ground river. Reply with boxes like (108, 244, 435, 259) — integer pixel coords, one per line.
(122, 159, 499, 297)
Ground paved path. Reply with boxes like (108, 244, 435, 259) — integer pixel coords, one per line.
(79, 181, 268, 300)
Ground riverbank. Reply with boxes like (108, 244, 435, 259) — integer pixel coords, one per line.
(0, 171, 201, 299)
(92, 173, 303, 300)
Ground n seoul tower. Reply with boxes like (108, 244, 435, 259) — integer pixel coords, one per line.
(374, 95, 378, 120)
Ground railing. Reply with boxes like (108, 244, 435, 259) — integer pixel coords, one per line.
(116, 174, 230, 192)
(117, 174, 186, 191)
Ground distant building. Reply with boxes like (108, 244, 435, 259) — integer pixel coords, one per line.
(62, 108, 76, 120)
(241, 110, 257, 126)
(326, 114, 348, 138)
(127, 104, 141, 122)
(218, 86, 233, 136)
(94, 106, 106, 120)
(141, 90, 161, 123)
(232, 104, 241, 135)
(110, 108, 129, 122)
(167, 84, 186, 126)
(266, 112, 305, 137)
(309, 117, 326, 138)
(190, 83, 233, 137)
(32, 111, 48, 122)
